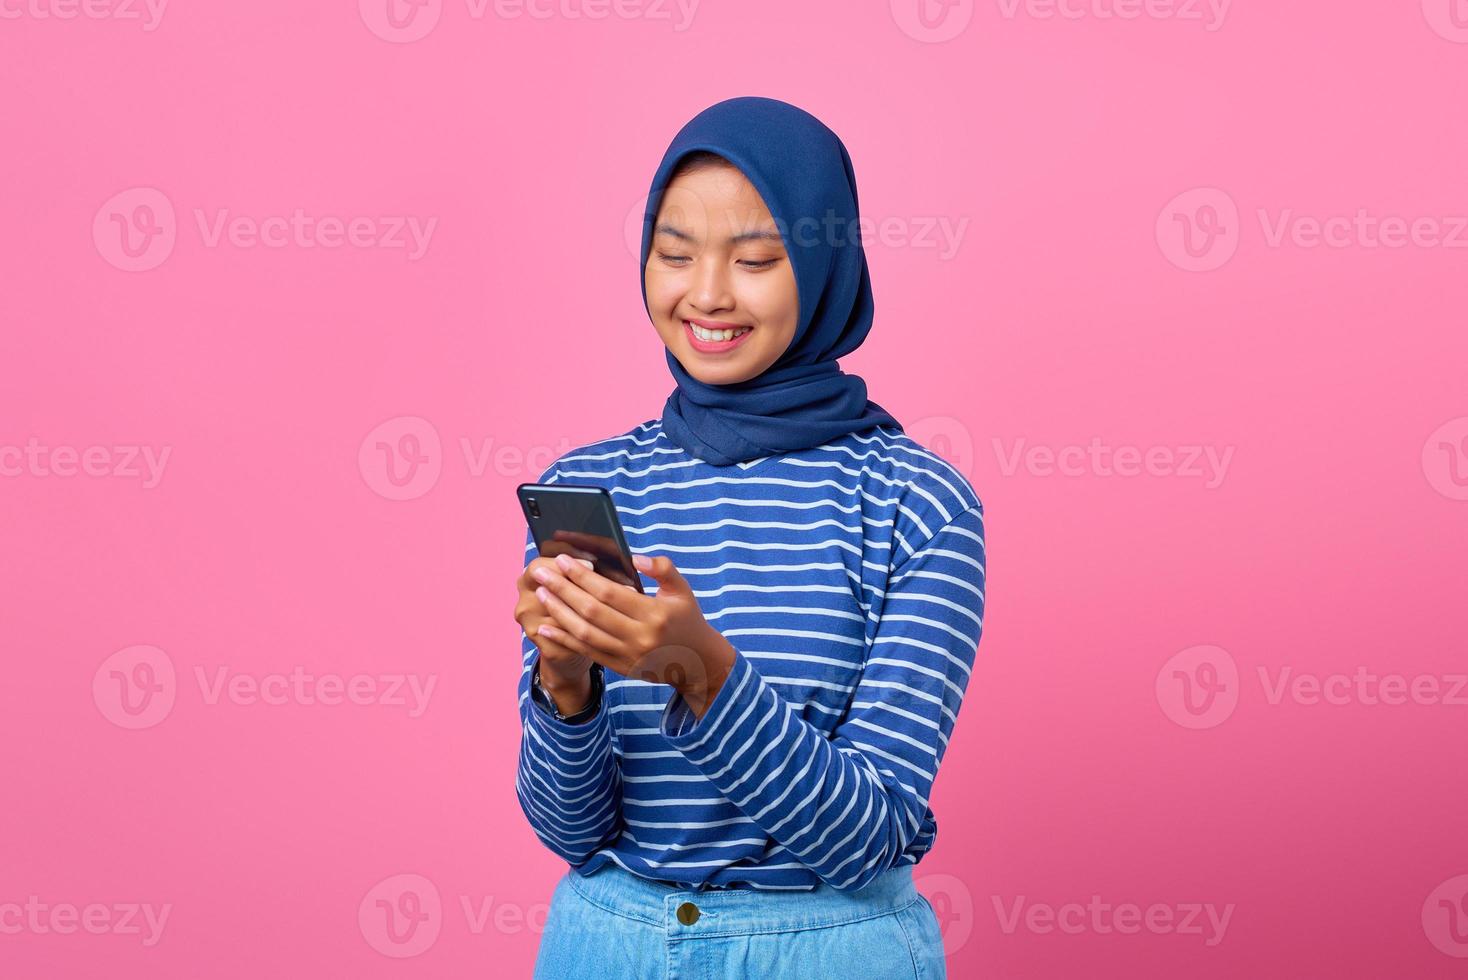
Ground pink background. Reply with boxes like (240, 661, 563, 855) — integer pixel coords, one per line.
(4, 1, 1467, 977)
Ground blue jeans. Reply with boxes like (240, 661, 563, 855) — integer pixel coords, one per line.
(532, 861, 947, 978)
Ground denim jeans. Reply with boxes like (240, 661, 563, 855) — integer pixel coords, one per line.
(532, 861, 947, 979)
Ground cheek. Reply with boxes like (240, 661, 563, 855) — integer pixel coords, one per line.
(739, 273, 797, 325)
(645, 267, 683, 315)
(742, 284, 798, 339)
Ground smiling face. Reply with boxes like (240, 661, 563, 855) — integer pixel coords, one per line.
(644, 158, 800, 385)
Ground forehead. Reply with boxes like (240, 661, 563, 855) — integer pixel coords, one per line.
(656, 165, 777, 229)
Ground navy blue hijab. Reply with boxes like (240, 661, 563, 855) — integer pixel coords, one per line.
(639, 96, 902, 467)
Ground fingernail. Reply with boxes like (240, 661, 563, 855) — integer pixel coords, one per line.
(532, 566, 552, 583)
(555, 554, 574, 571)
(633, 554, 652, 571)
(536, 586, 549, 603)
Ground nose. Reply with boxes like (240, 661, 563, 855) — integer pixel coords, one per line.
(687, 254, 735, 314)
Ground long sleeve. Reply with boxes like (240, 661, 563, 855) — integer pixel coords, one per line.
(659, 503, 986, 890)
(513, 477, 624, 865)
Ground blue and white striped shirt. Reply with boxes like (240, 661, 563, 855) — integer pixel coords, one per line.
(514, 419, 986, 891)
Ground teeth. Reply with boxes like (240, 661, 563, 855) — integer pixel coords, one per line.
(689, 322, 750, 342)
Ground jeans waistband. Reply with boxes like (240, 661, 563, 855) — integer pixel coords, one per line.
(563, 861, 921, 936)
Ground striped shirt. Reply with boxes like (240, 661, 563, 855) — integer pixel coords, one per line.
(514, 418, 986, 891)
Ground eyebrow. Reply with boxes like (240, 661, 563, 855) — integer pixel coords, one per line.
(654, 223, 784, 246)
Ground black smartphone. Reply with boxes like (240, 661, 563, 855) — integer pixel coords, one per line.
(516, 482, 646, 595)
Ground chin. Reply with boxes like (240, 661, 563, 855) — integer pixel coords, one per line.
(682, 355, 754, 385)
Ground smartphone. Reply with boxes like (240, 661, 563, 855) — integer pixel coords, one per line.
(516, 482, 646, 594)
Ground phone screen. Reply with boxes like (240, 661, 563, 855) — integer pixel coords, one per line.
(518, 484, 644, 593)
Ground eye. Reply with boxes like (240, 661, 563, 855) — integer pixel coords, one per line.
(739, 259, 778, 270)
(657, 250, 691, 265)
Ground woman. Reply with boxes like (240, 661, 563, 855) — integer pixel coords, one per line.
(512, 95, 986, 978)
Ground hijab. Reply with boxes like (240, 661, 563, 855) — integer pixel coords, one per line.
(638, 96, 903, 467)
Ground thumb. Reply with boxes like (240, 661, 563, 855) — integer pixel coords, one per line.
(633, 553, 686, 592)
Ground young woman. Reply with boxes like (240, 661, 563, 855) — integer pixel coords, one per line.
(512, 95, 986, 978)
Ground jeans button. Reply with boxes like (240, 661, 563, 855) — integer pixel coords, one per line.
(676, 901, 700, 926)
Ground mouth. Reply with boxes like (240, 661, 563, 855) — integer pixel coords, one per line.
(683, 318, 754, 354)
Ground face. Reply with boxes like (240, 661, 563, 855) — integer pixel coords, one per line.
(644, 164, 800, 385)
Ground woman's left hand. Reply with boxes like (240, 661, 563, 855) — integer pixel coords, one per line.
(529, 552, 736, 717)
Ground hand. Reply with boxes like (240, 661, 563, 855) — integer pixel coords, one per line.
(529, 552, 736, 718)
(514, 555, 600, 711)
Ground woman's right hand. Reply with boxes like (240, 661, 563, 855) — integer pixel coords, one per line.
(514, 555, 596, 713)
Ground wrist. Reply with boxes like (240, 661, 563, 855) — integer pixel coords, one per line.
(538, 660, 593, 715)
(678, 628, 737, 720)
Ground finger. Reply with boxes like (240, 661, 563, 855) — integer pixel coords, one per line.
(536, 583, 626, 654)
(531, 624, 602, 664)
(545, 532, 644, 590)
(554, 554, 647, 618)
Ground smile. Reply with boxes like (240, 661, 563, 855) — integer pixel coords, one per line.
(684, 319, 753, 354)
